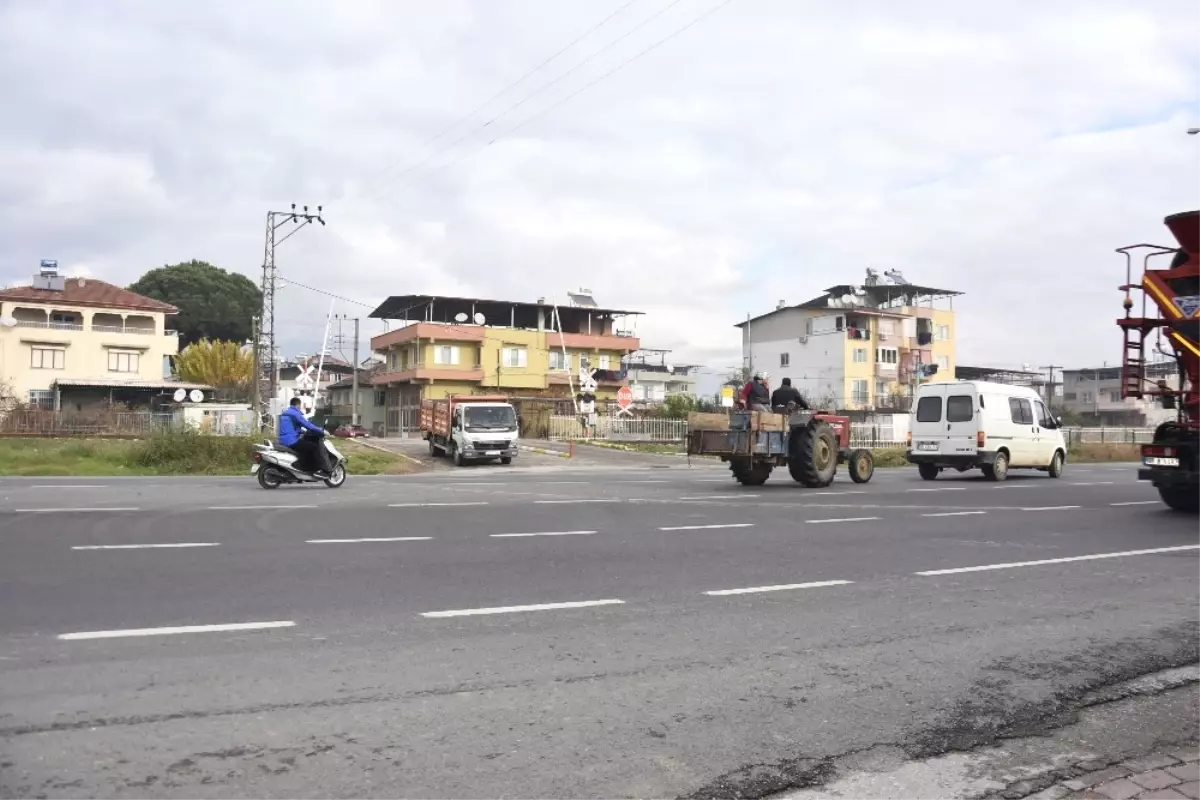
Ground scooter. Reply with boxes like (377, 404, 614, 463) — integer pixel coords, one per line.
(252, 435, 348, 489)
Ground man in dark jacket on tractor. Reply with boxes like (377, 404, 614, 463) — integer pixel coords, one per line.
(771, 377, 809, 411)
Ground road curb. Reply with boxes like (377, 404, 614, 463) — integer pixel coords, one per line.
(520, 444, 572, 459)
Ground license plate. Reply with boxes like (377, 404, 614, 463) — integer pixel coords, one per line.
(250, 464, 260, 474)
(1144, 456, 1179, 467)
(485, 450, 501, 456)
(916, 442, 939, 452)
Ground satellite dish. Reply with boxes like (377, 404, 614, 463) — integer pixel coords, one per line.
(172, 388, 187, 402)
(473, 312, 486, 325)
(0, 315, 16, 328)
(665, 363, 675, 374)
(827, 297, 841, 308)
(188, 389, 204, 403)
(454, 312, 469, 323)
(841, 293, 855, 305)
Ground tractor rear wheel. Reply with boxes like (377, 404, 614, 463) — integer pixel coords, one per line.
(848, 448, 874, 483)
(730, 459, 773, 486)
(1158, 484, 1199, 513)
(788, 421, 838, 487)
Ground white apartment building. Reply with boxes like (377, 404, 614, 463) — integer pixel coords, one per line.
(1061, 361, 1180, 426)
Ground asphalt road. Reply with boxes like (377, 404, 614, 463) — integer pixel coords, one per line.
(1, 459, 1196, 798)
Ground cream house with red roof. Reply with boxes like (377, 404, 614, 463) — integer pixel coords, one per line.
(0, 263, 206, 411)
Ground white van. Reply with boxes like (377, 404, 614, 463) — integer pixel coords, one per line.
(905, 380, 1067, 481)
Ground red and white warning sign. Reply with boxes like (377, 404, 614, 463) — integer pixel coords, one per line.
(617, 386, 634, 416)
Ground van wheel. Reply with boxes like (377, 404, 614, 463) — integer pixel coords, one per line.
(918, 463, 939, 481)
(1047, 450, 1065, 478)
(982, 451, 1009, 481)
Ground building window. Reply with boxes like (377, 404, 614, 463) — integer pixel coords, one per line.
(936, 355, 950, 372)
(374, 390, 386, 407)
(433, 345, 460, 365)
(851, 379, 869, 405)
(804, 318, 813, 336)
(30, 347, 65, 370)
(835, 316, 844, 331)
(936, 324, 951, 341)
(108, 351, 140, 373)
(876, 380, 888, 397)
(28, 389, 55, 410)
(549, 350, 567, 370)
(1063, 392, 1077, 401)
(780, 352, 790, 367)
(853, 348, 867, 363)
(502, 347, 528, 368)
(876, 347, 898, 364)
(598, 355, 611, 370)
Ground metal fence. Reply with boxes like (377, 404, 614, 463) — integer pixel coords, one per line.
(1061, 427, 1156, 445)
(0, 410, 176, 437)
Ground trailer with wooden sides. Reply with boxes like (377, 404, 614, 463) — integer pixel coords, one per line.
(687, 408, 874, 487)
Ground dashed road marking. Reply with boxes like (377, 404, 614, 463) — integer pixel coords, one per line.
(534, 499, 620, 505)
(1110, 500, 1160, 506)
(1020, 505, 1081, 512)
(805, 516, 880, 524)
(72, 543, 220, 550)
(306, 536, 432, 543)
(389, 502, 490, 508)
(13, 507, 140, 513)
(59, 620, 296, 641)
(29, 485, 105, 489)
(659, 523, 754, 531)
(679, 494, 760, 500)
(915, 544, 1200, 576)
(808, 490, 866, 496)
(206, 504, 318, 510)
(421, 599, 625, 618)
(490, 531, 597, 538)
(908, 487, 966, 493)
(705, 580, 853, 596)
(1069, 481, 1115, 486)
(922, 511, 988, 518)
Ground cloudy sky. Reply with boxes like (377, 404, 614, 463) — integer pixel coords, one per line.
(1, 0, 1197, 387)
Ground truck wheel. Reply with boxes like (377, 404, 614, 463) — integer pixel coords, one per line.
(500, 456, 512, 465)
(1158, 484, 1199, 513)
(848, 448, 874, 483)
(451, 443, 465, 467)
(982, 450, 1009, 481)
(918, 463, 939, 481)
(428, 439, 440, 457)
(730, 459, 772, 486)
(789, 422, 838, 487)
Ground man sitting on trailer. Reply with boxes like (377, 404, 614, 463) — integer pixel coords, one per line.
(770, 377, 809, 412)
(740, 372, 772, 412)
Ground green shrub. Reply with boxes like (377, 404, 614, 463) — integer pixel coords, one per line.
(130, 429, 259, 474)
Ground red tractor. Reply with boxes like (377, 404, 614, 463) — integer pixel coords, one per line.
(1116, 209, 1200, 512)
(687, 408, 875, 487)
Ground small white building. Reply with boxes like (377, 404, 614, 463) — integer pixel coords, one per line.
(1061, 361, 1180, 426)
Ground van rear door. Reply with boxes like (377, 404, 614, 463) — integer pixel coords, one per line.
(911, 384, 948, 456)
(943, 387, 980, 457)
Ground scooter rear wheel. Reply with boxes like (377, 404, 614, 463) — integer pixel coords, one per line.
(258, 466, 283, 489)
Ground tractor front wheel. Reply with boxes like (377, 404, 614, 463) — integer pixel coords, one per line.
(788, 421, 838, 487)
(848, 448, 874, 484)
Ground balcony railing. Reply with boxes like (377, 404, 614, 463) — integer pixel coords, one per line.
(14, 320, 84, 331)
(93, 325, 157, 335)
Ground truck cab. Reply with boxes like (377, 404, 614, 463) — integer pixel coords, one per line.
(422, 395, 519, 467)
(906, 380, 1067, 482)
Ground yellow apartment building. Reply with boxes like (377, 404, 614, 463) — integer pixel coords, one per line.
(368, 294, 642, 433)
(0, 265, 202, 411)
(738, 278, 961, 411)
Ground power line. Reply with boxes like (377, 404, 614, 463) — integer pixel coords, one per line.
(343, 0, 645, 207)
(360, 0, 737, 203)
(277, 275, 375, 308)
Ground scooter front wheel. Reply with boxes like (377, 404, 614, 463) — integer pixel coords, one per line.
(258, 466, 284, 489)
(323, 463, 347, 488)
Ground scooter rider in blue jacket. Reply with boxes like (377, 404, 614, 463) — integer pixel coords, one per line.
(279, 397, 332, 477)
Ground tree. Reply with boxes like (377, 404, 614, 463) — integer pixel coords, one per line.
(129, 260, 261, 347)
(176, 339, 255, 400)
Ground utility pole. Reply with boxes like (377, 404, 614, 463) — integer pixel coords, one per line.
(250, 315, 260, 423)
(257, 203, 326, 424)
(1040, 364, 1062, 406)
(351, 317, 360, 426)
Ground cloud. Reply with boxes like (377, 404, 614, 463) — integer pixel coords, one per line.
(1, 0, 1197, 377)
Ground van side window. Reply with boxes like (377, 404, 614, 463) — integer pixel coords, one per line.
(1008, 398, 1033, 425)
(916, 396, 942, 422)
(946, 395, 973, 422)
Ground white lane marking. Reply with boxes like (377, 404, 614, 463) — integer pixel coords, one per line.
(206, 504, 317, 510)
(705, 580, 853, 596)
(1069, 481, 1115, 486)
(805, 516, 880, 524)
(915, 545, 1200, 576)
(450, 482, 505, 487)
(1110, 500, 1160, 506)
(13, 507, 140, 513)
(619, 480, 667, 484)
(73, 543, 220, 550)
(993, 485, 1037, 490)
(1020, 505, 1082, 512)
(490, 531, 597, 538)
(58, 620, 296, 641)
(421, 599, 625, 618)
(659, 523, 754, 531)
(29, 485, 104, 489)
(389, 502, 490, 508)
(922, 511, 988, 518)
(306, 537, 432, 543)
(808, 490, 866, 496)
(908, 487, 966, 493)
(697, 478, 732, 482)
(543, 481, 587, 485)
(534, 499, 620, 505)
(679, 494, 760, 500)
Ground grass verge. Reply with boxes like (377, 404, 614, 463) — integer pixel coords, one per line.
(0, 433, 424, 476)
